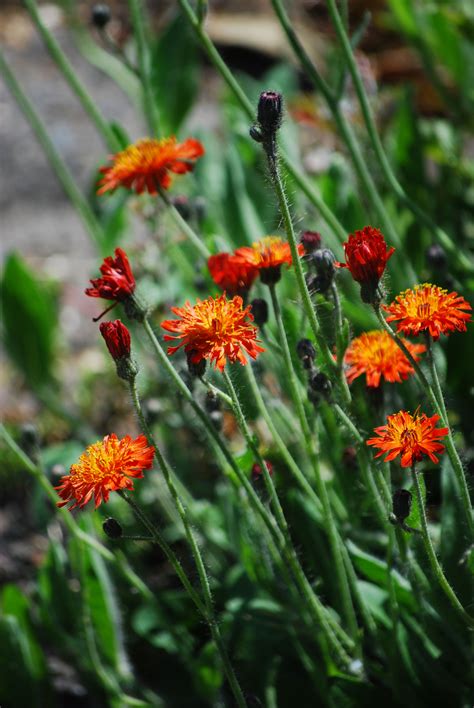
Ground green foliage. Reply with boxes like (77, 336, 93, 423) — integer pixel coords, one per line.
(1, 253, 57, 390)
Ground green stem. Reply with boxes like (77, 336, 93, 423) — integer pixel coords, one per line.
(158, 186, 210, 258)
(222, 369, 353, 666)
(128, 379, 247, 708)
(24, 0, 120, 152)
(262, 142, 342, 388)
(128, 0, 160, 136)
(325, 0, 474, 274)
(331, 282, 352, 402)
(176, 0, 348, 246)
(375, 308, 473, 537)
(268, 284, 358, 638)
(0, 425, 152, 600)
(269, 0, 412, 267)
(0, 49, 105, 252)
(118, 490, 205, 614)
(411, 468, 474, 627)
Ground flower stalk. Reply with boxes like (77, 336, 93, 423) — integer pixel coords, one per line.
(411, 468, 474, 627)
(127, 378, 247, 708)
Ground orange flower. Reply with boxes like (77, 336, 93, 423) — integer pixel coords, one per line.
(207, 253, 258, 295)
(236, 236, 303, 269)
(161, 294, 265, 371)
(97, 137, 205, 195)
(367, 410, 448, 468)
(384, 283, 472, 340)
(344, 330, 426, 387)
(55, 434, 155, 510)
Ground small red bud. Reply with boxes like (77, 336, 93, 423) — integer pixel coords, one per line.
(100, 319, 131, 361)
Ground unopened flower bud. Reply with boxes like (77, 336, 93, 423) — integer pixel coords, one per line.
(309, 249, 336, 294)
(342, 446, 358, 471)
(392, 489, 412, 523)
(20, 424, 40, 461)
(426, 244, 447, 271)
(300, 231, 322, 253)
(171, 195, 192, 221)
(103, 517, 123, 539)
(252, 460, 273, 482)
(91, 3, 111, 29)
(250, 298, 269, 327)
(205, 391, 221, 413)
(257, 90, 283, 136)
(100, 319, 138, 381)
(259, 265, 282, 286)
(186, 350, 206, 378)
(249, 125, 263, 143)
(309, 371, 332, 398)
(296, 338, 316, 369)
(100, 320, 131, 361)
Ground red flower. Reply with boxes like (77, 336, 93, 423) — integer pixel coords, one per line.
(85, 248, 135, 302)
(99, 320, 131, 361)
(55, 434, 155, 510)
(367, 410, 448, 468)
(98, 137, 205, 195)
(208, 253, 258, 295)
(337, 226, 395, 285)
(252, 460, 273, 481)
(234, 237, 305, 285)
(161, 294, 265, 372)
(384, 283, 472, 340)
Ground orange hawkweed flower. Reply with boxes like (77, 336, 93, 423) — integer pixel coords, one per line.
(367, 410, 448, 468)
(97, 137, 205, 195)
(161, 294, 265, 372)
(234, 236, 304, 285)
(207, 253, 258, 295)
(344, 330, 426, 387)
(384, 283, 472, 340)
(336, 226, 394, 301)
(55, 434, 155, 510)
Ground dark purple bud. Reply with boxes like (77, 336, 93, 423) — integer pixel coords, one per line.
(91, 4, 111, 29)
(250, 298, 269, 327)
(296, 338, 316, 369)
(392, 489, 412, 522)
(257, 91, 283, 135)
(103, 517, 122, 539)
(300, 231, 322, 253)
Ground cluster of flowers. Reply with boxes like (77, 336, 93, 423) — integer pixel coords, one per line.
(55, 136, 472, 512)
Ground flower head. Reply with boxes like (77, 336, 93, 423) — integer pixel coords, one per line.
(235, 236, 304, 285)
(344, 330, 426, 387)
(161, 294, 264, 372)
(86, 248, 135, 302)
(207, 253, 258, 295)
(55, 434, 155, 510)
(100, 319, 131, 361)
(98, 137, 205, 195)
(367, 410, 448, 468)
(337, 226, 395, 288)
(384, 283, 472, 340)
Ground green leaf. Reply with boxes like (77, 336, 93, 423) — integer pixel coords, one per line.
(1, 253, 57, 389)
(348, 541, 416, 608)
(73, 527, 131, 680)
(0, 616, 46, 707)
(151, 14, 199, 133)
(406, 473, 425, 531)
